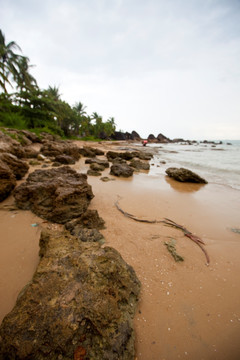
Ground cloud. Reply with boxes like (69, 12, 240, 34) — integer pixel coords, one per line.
(1, 0, 240, 139)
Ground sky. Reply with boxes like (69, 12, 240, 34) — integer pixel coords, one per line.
(1, 0, 240, 140)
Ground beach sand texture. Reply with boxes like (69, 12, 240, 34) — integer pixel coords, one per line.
(0, 140, 240, 360)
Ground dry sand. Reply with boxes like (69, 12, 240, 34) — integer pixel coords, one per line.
(0, 140, 240, 360)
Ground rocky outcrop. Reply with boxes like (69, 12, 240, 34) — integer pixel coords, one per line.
(0, 160, 16, 202)
(54, 154, 76, 164)
(147, 134, 156, 142)
(110, 163, 134, 177)
(166, 167, 208, 184)
(40, 141, 81, 161)
(0, 153, 29, 180)
(65, 209, 105, 231)
(0, 131, 25, 158)
(131, 131, 141, 140)
(85, 158, 109, 168)
(79, 147, 104, 157)
(89, 162, 105, 172)
(129, 159, 150, 171)
(157, 133, 171, 143)
(0, 229, 140, 360)
(14, 166, 94, 223)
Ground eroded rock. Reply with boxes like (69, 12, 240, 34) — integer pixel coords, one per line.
(166, 167, 208, 183)
(40, 141, 81, 161)
(0, 153, 29, 180)
(0, 230, 140, 360)
(110, 163, 134, 177)
(14, 166, 94, 223)
(0, 160, 16, 202)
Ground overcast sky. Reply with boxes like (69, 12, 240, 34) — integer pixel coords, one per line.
(1, 0, 240, 139)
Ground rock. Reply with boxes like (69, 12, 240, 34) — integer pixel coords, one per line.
(52, 161, 62, 167)
(90, 163, 105, 172)
(65, 209, 105, 232)
(0, 160, 16, 202)
(131, 131, 141, 140)
(0, 153, 29, 180)
(29, 160, 41, 166)
(100, 176, 115, 182)
(85, 158, 109, 168)
(54, 155, 76, 165)
(136, 151, 153, 161)
(69, 228, 105, 243)
(156, 133, 171, 143)
(112, 157, 127, 164)
(106, 151, 135, 162)
(166, 167, 208, 183)
(111, 131, 127, 140)
(0, 229, 140, 360)
(79, 147, 104, 157)
(147, 134, 156, 142)
(37, 153, 47, 161)
(14, 166, 94, 223)
(21, 130, 41, 143)
(0, 131, 25, 158)
(129, 159, 150, 171)
(87, 169, 102, 176)
(24, 147, 39, 158)
(110, 164, 134, 177)
(40, 141, 81, 161)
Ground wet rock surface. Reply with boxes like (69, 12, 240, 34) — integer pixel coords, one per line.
(14, 166, 94, 223)
(130, 159, 150, 171)
(85, 158, 109, 168)
(65, 209, 105, 231)
(54, 154, 76, 164)
(0, 229, 140, 360)
(166, 167, 208, 183)
(110, 163, 134, 177)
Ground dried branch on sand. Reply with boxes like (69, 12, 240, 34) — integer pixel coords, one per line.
(115, 200, 210, 265)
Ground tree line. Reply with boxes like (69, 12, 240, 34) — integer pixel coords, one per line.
(0, 29, 116, 139)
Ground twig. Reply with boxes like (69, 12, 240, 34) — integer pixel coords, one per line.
(115, 199, 210, 265)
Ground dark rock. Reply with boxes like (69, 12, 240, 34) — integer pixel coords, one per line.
(90, 163, 105, 172)
(0, 229, 140, 360)
(0, 160, 16, 202)
(52, 161, 61, 167)
(14, 166, 94, 223)
(110, 164, 134, 177)
(106, 151, 135, 162)
(70, 228, 105, 242)
(112, 157, 127, 164)
(100, 176, 115, 182)
(131, 131, 141, 140)
(40, 141, 81, 161)
(87, 169, 102, 176)
(54, 155, 76, 164)
(166, 167, 208, 184)
(21, 130, 41, 143)
(0, 153, 29, 180)
(85, 158, 109, 168)
(65, 209, 105, 232)
(129, 159, 150, 171)
(147, 134, 156, 142)
(111, 131, 127, 140)
(79, 147, 104, 157)
(0, 131, 26, 158)
(135, 151, 153, 161)
(156, 133, 171, 143)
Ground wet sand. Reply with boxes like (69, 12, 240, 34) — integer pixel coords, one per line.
(1, 141, 240, 360)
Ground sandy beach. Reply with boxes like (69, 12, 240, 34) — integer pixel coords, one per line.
(1, 140, 240, 360)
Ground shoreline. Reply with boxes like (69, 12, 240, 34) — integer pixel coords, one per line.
(1, 140, 240, 359)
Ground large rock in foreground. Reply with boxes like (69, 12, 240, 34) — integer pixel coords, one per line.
(14, 166, 94, 223)
(0, 230, 140, 360)
(166, 167, 208, 183)
(0, 153, 29, 179)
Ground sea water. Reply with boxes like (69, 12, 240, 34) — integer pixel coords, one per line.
(148, 140, 240, 191)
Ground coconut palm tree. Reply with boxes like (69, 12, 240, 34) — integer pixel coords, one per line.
(15, 56, 37, 91)
(73, 101, 87, 116)
(0, 29, 22, 93)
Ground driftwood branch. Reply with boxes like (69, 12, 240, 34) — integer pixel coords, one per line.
(115, 200, 210, 265)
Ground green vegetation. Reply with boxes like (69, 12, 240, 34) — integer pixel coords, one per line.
(0, 29, 116, 139)
(164, 239, 184, 262)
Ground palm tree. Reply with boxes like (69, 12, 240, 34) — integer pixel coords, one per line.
(73, 101, 87, 116)
(15, 56, 37, 91)
(0, 29, 22, 93)
(45, 85, 61, 101)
